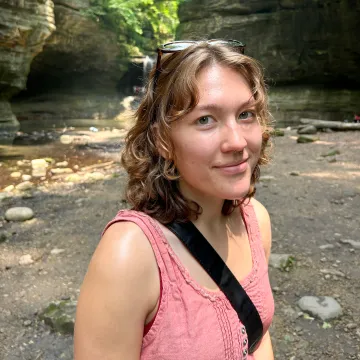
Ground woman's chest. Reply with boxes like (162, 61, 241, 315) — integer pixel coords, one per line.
(141, 290, 250, 360)
(161, 225, 254, 292)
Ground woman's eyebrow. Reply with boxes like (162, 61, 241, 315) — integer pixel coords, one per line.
(196, 99, 256, 112)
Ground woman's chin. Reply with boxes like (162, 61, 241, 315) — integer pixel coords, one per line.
(221, 188, 251, 201)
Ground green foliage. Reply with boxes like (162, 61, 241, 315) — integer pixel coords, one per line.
(84, 0, 183, 56)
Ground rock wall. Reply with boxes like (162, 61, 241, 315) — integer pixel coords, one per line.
(0, 0, 56, 142)
(0, 0, 126, 143)
(28, 0, 125, 94)
(177, 0, 360, 125)
(11, 0, 127, 124)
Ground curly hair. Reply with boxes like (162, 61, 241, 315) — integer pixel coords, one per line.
(121, 41, 273, 224)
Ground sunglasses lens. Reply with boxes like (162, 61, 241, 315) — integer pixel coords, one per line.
(162, 41, 195, 51)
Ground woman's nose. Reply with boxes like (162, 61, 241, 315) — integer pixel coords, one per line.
(220, 124, 247, 153)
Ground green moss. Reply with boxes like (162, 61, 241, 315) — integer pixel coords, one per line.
(271, 129, 285, 137)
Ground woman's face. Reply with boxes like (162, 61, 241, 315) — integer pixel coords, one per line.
(170, 64, 263, 201)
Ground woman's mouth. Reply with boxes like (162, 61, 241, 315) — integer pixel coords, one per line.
(214, 159, 249, 175)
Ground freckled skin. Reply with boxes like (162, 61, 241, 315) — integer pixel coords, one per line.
(170, 64, 263, 201)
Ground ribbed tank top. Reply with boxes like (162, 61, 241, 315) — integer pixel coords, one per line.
(103, 202, 275, 360)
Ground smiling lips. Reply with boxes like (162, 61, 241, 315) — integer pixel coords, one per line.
(214, 159, 249, 175)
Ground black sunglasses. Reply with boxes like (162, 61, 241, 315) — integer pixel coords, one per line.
(153, 39, 246, 91)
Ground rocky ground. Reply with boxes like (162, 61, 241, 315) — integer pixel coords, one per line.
(0, 128, 359, 360)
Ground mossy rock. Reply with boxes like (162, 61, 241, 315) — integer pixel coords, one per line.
(321, 149, 340, 157)
(39, 300, 77, 335)
(297, 135, 318, 143)
(271, 129, 285, 137)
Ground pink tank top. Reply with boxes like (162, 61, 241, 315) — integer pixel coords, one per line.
(103, 202, 275, 360)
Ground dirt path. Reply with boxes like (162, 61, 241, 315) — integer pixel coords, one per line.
(0, 130, 359, 359)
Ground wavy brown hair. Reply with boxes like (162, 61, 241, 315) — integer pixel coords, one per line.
(121, 41, 273, 224)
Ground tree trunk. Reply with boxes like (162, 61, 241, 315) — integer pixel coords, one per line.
(300, 119, 360, 130)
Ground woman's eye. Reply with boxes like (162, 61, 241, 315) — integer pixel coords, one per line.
(197, 116, 214, 125)
(238, 111, 255, 120)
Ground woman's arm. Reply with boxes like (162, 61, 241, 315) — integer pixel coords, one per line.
(74, 221, 160, 360)
(253, 331, 274, 360)
(250, 198, 274, 359)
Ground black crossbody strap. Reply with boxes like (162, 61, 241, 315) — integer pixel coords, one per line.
(165, 221, 263, 354)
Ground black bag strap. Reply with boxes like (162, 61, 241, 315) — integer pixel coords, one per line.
(165, 221, 263, 354)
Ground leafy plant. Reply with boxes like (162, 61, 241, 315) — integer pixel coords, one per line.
(83, 0, 183, 56)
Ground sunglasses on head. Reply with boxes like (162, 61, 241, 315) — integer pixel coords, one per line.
(153, 39, 246, 91)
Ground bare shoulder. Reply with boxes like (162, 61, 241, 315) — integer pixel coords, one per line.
(87, 221, 159, 296)
(74, 221, 159, 360)
(249, 198, 272, 261)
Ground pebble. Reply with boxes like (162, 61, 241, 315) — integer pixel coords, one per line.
(31, 159, 48, 177)
(19, 254, 34, 265)
(50, 248, 65, 255)
(298, 296, 343, 321)
(320, 268, 345, 277)
(260, 175, 275, 181)
(340, 239, 360, 249)
(21, 174, 32, 181)
(346, 323, 357, 330)
(55, 161, 69, 167)
(50, 168, 73, 175)
(289, 171, 300, 176)
(3, 185, 15, 192)
(297, 135, 317, 143)
(23, 320, 32, 327)
(10, 172, 22, 178)
(65, 174, 82, 183)
(15, 181, 34, 191)
(319, 244, 335, 250)
(0, 231, 11, 243)
(0, 192, 10, 201)
(86, 172, 105, 181)
(5, 207, 34, 222)
(269, 253, 293, 270)
(60, 134, 89, 145)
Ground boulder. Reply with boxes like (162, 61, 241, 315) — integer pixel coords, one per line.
(39, 299, 77, 334)
(269, 253, 294, 271)
(298, 296, 343, 321)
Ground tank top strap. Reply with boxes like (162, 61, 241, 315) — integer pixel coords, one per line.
(241, 201, 266, 268)
(102, 209, 176, 283)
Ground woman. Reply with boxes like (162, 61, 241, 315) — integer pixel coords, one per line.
(74, 40, 275, 359)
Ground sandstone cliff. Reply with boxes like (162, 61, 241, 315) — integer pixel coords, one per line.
(0, 0, 56, 142)
(0, 0, 125, 143)
(177, 0, 360, 124)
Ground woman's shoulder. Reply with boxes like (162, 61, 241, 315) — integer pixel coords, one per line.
(98, 219, 159, 283)
(74, 220, 160, 358)
(248, 198, 272, 262)
(83, 219, 160, 316)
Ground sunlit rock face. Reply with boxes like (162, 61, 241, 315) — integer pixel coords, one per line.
(12, 0, 126, 124)
(0, 0, 126, 143)
(0, 0, 56, 142)
(177, 0, 360, 125)
(29, 0, 124, 95)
